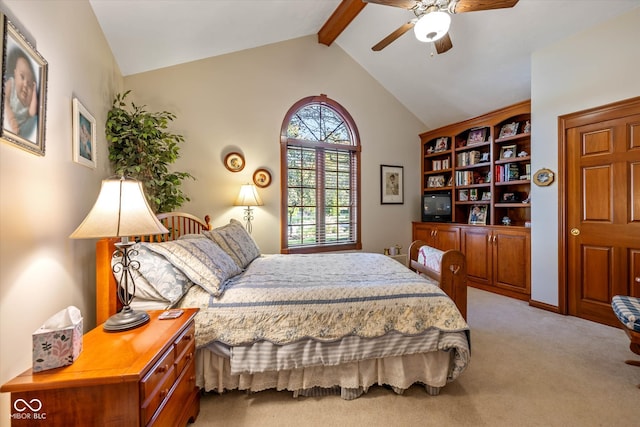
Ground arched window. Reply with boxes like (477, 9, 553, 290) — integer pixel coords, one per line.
(280, 95, 361, 253)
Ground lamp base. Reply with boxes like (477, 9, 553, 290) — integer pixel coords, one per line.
(103, 306, 150, 332)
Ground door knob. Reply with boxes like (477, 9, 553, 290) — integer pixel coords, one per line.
(570, 228, 580, 236)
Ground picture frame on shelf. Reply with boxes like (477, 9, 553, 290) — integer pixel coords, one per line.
(380, 164, 403, 204)
(468, 205, 487, 225)
(427, 175, 445, 188)
(72, 98, 96, 169)
(434, 137, 448, 152)
(500, 144, 517, 159)
(469, 188, 478, 201)
(502, 192, 518, 202)
(458, 189, 469, 201)
(481, 191, 491, 201)
(498, 122, 519, 139)
(467, 128, 486, 145)
(0, 14, 49, 156)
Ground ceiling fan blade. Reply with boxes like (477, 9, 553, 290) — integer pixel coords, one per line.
(363, 0, 419, 10)
(372, 22, 415, 51)
(434, 33, 453, 54)
(452, 0, 519, 13)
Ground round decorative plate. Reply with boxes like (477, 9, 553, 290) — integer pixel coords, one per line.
(224, 152, 245, 172)
(253, 168, 272, 188)
(533, 168, 554, 186)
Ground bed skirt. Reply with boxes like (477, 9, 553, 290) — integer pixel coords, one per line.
(195, 348, 457, 400)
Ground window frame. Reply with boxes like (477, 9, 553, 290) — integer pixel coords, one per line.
(280, 94, 362, 254)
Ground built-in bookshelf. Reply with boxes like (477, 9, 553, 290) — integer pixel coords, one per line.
(420, 100, 531, 226)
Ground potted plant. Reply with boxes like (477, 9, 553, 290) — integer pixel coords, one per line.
(106, 90, 193, 213)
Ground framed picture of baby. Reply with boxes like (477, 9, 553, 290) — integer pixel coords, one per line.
(72, 98, 97, 168)
(0, 14, 48, 156)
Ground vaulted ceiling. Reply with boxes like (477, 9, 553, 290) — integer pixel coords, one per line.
(89, 0, 639, 129)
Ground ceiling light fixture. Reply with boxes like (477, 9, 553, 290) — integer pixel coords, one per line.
(413, 10, 451, 43)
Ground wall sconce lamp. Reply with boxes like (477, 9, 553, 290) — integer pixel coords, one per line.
(234, 183, 263, 233)
(70, 176, 168, 331)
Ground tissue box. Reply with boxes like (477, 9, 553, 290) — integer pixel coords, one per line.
(32, 306, 83, 372)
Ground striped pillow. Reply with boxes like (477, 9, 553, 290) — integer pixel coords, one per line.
(145, 238, 242, 297)
(204, 219, 260, 269)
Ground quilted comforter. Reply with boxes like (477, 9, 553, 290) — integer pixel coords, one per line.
(177, 252, 469, 349)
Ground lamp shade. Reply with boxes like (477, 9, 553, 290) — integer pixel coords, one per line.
(234, 184, 263, 207)
(414, 11, 451, 43)
(70, 177, 168, 239)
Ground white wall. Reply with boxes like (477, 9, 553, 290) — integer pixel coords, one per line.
(123, 35, 426, 255)
(530, 7, 640, 305)
(0, 0, 122, 423)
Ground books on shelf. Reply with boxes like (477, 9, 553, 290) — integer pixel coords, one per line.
(457, 150, 484, 167)
(494, 163, 531, 182)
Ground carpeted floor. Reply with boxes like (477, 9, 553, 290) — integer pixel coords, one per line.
(192, 287, 639, 426)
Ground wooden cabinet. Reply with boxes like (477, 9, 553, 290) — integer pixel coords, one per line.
(420, 100, 531, 226)
(461, 225, 530, 300)
(1, 309, 200, 426)
(412, 222, 460, 251)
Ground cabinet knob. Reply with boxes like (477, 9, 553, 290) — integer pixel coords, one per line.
(635, 276, 640, 283)
(570, 228, 580, 236)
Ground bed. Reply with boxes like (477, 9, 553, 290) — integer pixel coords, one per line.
(96, 212, 469, 400)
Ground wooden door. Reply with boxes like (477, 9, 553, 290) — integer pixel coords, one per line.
(564, 99, 640, 327)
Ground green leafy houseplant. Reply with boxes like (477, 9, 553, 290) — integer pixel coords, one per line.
(106, 90, 194, 213)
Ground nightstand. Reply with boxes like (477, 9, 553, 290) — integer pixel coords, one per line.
(1, 308, 200, 426)
(388, 253, 408, 267)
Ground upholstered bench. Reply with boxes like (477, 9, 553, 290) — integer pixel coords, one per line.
(611, 295, 640, 387)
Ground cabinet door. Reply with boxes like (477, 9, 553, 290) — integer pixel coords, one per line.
(493, 228, 530, 294)
(412, 223, 436, 245)
(433, 225, 460, 251)
(461, 226, 492, 286)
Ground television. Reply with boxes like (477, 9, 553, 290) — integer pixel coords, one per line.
(422, 191, 452, 222)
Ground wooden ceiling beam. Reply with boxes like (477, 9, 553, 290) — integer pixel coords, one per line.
(318, 0, 367, 46)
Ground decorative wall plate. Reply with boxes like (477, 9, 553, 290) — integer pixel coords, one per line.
(533, 168, 554, 186)
(224, 152, 245, 172)
(253, 168, 272, 188)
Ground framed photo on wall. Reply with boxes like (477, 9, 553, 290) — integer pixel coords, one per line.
(0, 14, 48, 156)
(72, 98, 97, 168)
(380, 164, 403, 204)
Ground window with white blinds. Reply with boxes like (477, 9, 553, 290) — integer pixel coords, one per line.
(280, 95, 361, 253)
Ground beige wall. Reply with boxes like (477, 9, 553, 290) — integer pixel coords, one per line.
(124, 35, 426, 255)
(0, 0, 122, 422)
(529, 7, 640, 306)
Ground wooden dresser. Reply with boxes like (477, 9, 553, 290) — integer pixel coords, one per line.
(1, 308, 200, 426)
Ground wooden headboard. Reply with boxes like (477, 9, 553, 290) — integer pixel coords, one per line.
(95, 212, 211, 325)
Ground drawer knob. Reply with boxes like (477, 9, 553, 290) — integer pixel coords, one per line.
(186, 352, 193, 361)
(183, 334, 194, 341)
(157, 364, 169, 374)
(160, 388, 169, 399)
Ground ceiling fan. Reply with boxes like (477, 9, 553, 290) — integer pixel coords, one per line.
(366, 0, 519, 54)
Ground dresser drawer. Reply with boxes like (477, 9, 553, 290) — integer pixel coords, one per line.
(174, 322, 196, 374)
(141, 344, 176, 406)
(151, 353, 198, 427)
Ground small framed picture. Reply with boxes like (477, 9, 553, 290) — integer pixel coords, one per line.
(458, 189, 469, 201)
(468, 205, 487, 225)
(72, 98, 97, 168)
(253, 168, 271, 188)
(469, 188, 478, 201)
(381, 164, 403, 204)
(500, 144, 517, 159)
(434, 137, 448, 152)
(224, 152, 245, 172)
(498, 122, 519, 139)
(0, 15, 49, 156)
(467, 128, 486, 145)
(502, 192, 518, 202)
(427, 175, 445, 188)
(481, 191, 491, 201)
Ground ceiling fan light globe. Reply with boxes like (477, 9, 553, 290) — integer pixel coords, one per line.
(413, 11, 451, 43)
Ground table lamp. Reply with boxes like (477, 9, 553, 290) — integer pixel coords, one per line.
(70, 176, 168, 331)
(234, 184, 263, 233)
